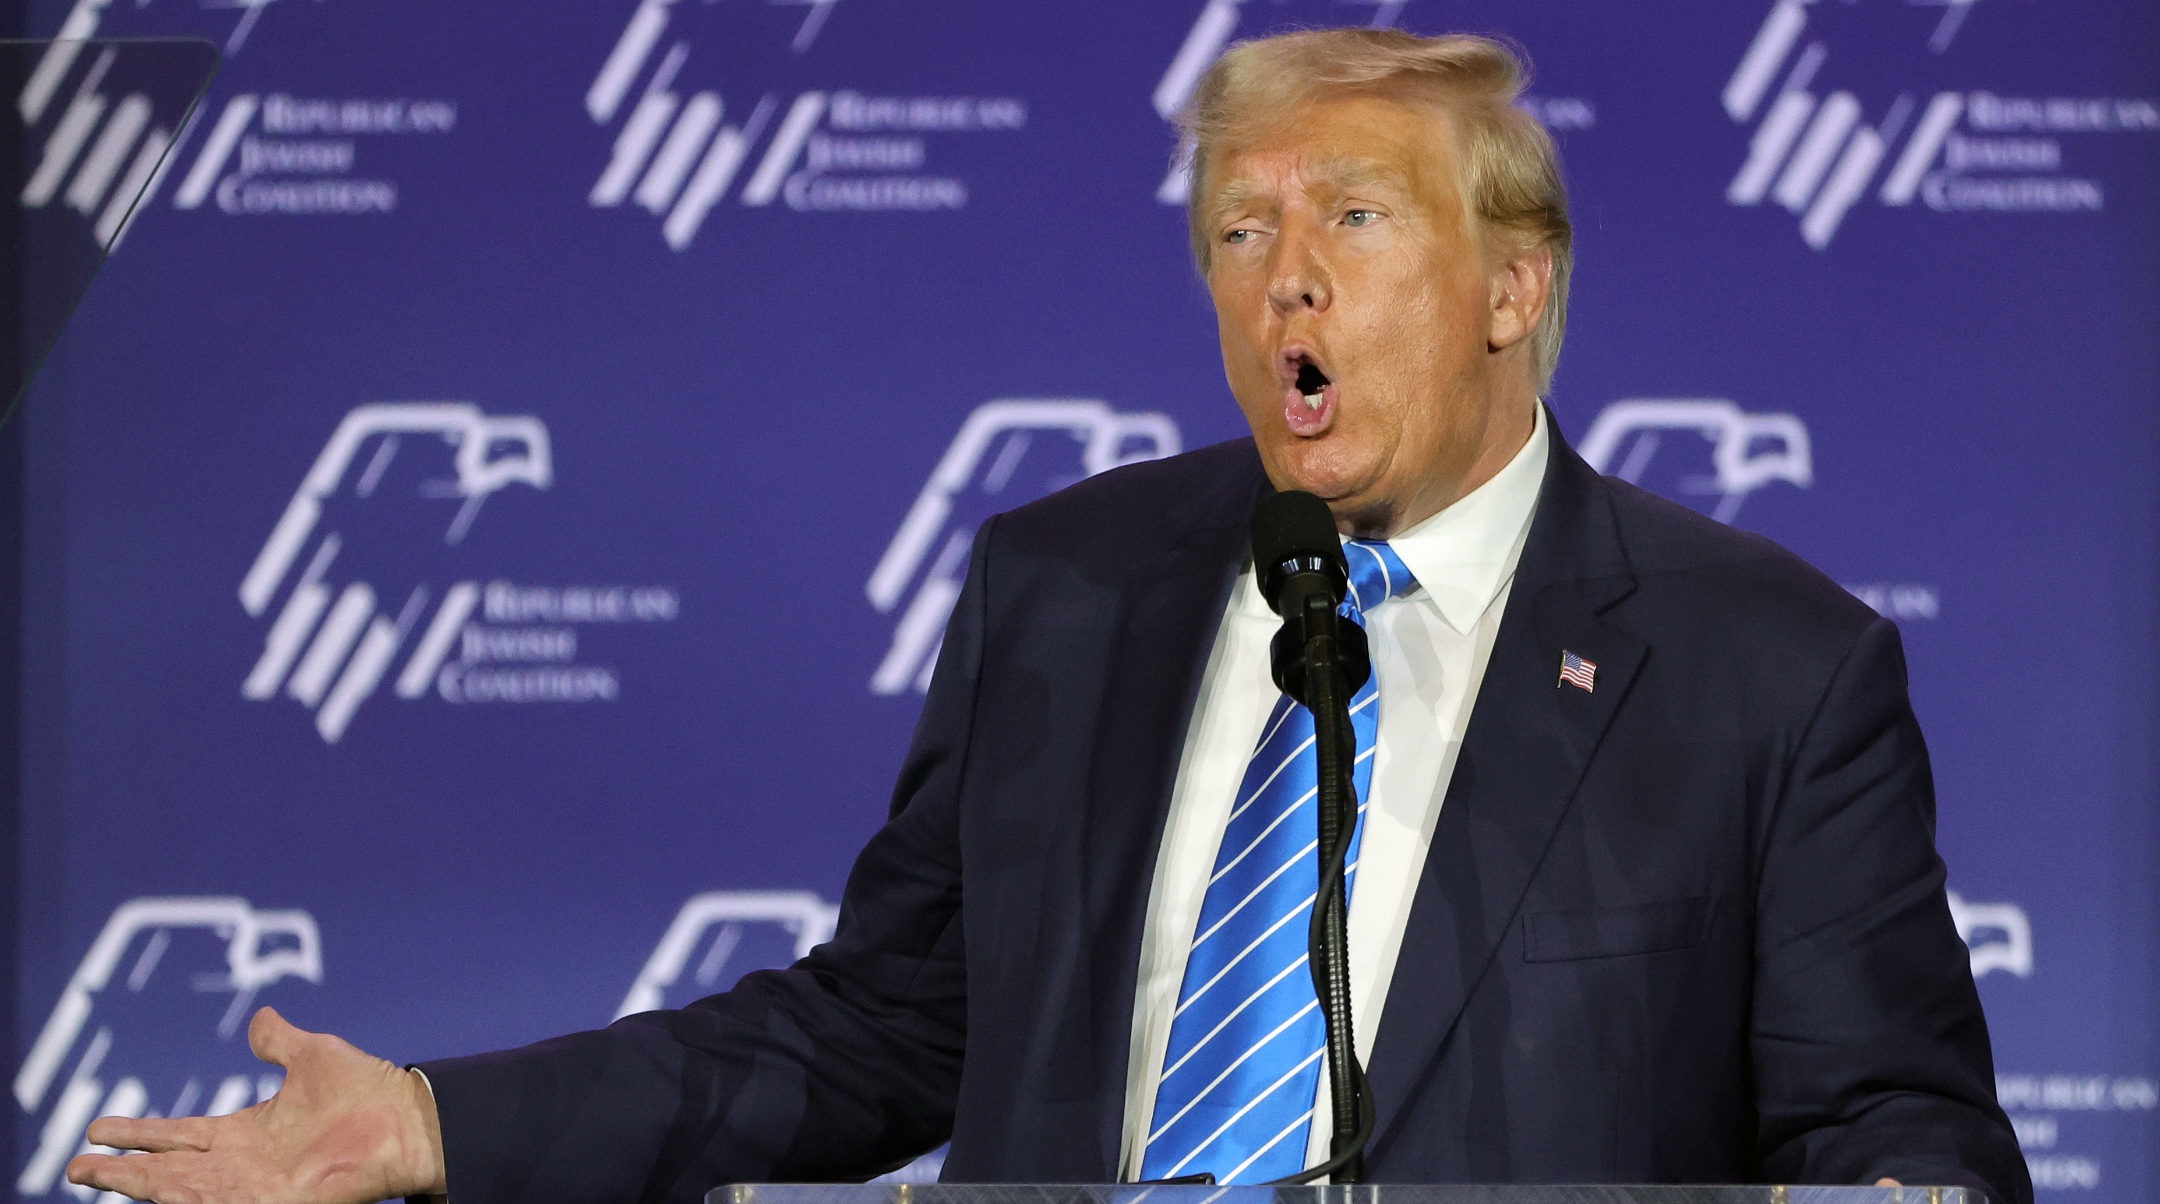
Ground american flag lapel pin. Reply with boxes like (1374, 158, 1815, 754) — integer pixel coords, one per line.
(1558, 649, 1597, 693)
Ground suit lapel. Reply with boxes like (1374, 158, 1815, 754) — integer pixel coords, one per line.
(1365, 423, 1648, 1159)
(1075, 452, 1264, 1177)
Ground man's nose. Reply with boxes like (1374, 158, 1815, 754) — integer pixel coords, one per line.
(1266, 228, 1331, 316)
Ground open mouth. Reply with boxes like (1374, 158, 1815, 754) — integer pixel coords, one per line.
(1278, 348, 1338, 437)
(1294, 359, 1330, 409)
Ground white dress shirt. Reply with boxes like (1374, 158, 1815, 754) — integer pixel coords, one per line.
(1119, 406, 1549, 1179)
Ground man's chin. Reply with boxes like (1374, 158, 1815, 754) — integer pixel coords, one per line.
(1265, 441, 1378, 505)
(1262, 456, 1399, 535)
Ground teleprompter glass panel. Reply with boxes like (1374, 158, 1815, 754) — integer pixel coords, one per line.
(4, 37, 221, 424)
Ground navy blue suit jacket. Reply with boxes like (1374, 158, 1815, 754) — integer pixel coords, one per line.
(422, 423, 2031, 1204)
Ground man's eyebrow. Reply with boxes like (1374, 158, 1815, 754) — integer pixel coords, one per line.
(1205, 178, 1271, 223)
(1206, 156, 1407, 222)
(1301, 154, 1408, 194)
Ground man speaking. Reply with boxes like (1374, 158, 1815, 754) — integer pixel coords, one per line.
(70, 28, 2029, 1204)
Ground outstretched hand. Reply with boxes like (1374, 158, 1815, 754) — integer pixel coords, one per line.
(66, 1007, 446, 1204)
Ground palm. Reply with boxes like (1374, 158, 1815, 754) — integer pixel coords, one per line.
(65, 1008, 443, 1204)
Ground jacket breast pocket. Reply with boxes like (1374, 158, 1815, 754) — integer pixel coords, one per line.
(1523, 895, 1720, 962)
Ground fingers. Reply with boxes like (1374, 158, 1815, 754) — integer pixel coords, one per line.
(85, 1114, 214, 1154)
(67, 1151, 178, 1202)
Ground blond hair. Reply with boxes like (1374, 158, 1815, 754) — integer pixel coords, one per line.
(1178, 29, 1574, 394)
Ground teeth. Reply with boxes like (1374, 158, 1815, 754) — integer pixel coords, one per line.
(1303, 392, 1324, 410)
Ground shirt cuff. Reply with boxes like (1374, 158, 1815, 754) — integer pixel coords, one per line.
(405, 1066, 449, 1204)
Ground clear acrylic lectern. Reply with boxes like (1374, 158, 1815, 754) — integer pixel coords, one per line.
(715, 1185, 1981, 1204)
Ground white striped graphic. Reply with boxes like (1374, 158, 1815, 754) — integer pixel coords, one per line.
(588, 0, 673, 124)
(63, 92, 150, 216)
(1724, 0, 1808, 122)
(1730, 90, 1815, 206)
(1150, 0, 1245, 205)
(740, 91, 825, 207)
(16, 1040, 105, 1195)
(287, 583, 375, 707)
(19, 6, 101, 125)
(1880, 92, 1963, 207)
(244, 535, 341, 700)
(246, 582, 332, 700)
(397, 582, 479, 699)
(1155, 0, 1242, 120)
(636, 91, 721, 213)
(23, 90, 106, 207)
(1774, 91, 1861, 212)
(663, 120, 752, 250)
(592, 90, 681, 207)
(1802, 126, 1884, 249)
(870, 530, 967, 695)
(174, 94, 259, 210)
(318, 616, 404, 744)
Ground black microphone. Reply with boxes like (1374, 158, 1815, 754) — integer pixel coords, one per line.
(1251, 489, 1347, 616)
(1247, 489, 1375, 1185)
(1250, 491, 1371, 706)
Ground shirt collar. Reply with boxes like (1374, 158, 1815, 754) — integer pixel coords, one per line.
(1377, 403, 1548, 635)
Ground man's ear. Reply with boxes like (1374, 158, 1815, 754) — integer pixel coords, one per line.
(1488, 243, 1553, 353)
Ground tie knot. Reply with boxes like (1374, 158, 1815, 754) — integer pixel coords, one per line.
(1342, 539, 1416, 621)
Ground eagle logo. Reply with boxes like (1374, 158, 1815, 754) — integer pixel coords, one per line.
(239, 403, 552, 743)
(1578, 398, 1812, 524)
(14, 898, 322, 1198)
(617, 891, 840, 1019)
(866, 400, 1180, 695)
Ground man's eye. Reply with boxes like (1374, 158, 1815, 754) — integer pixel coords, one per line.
(1224, 229, 1256, 244)
(1343, 209, 1380, 227)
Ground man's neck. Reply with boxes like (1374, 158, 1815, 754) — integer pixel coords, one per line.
(1341, 394, 1542, 539)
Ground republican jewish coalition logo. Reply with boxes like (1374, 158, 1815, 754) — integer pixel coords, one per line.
(1576, 399, 1933, 622)
(12, 31, 204, 250)
(867, 401, 1181, 695)
(616, 891, 840, 1019)
(19, 0, 460, 227)
(1577, 399, 1812, 525)
(583, 0, 1027, 250)
(1722, 0, 2160, 248)
(240, 403, 679, 744)
(13, 898, 321, 1199)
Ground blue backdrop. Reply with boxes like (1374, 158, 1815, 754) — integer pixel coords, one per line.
(10, 0, 2157, 1199)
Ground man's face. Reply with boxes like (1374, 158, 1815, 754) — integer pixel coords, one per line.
(1206, 93, 1535, 537)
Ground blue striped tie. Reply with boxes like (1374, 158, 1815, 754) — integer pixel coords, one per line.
(1140, 539, 1416, 1184)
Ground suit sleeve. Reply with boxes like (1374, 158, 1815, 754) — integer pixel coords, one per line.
(416, 521, 997, 1204)
(1750, 616, 2031, 1203)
